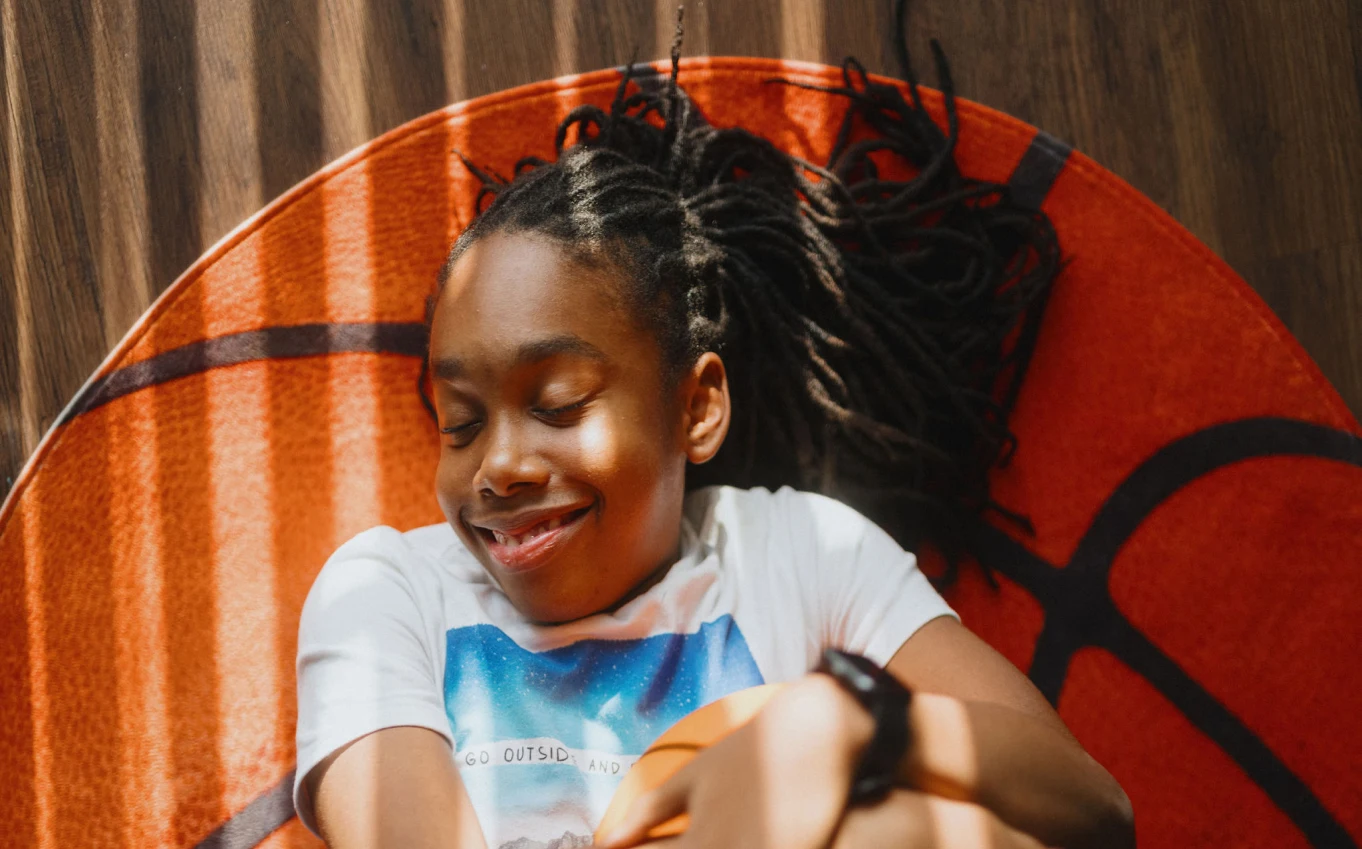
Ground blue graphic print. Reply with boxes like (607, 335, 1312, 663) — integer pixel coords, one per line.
(443, 615, 764, 847)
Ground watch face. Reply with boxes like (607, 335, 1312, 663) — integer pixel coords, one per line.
(819, 649, 912, 810)
(842, 651, 881, 680)
(822, 649, 879, 695)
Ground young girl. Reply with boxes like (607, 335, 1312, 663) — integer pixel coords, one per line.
(293, 40, 1133, 849)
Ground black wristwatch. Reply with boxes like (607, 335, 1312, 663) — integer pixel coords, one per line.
(813, 648, 913, 806)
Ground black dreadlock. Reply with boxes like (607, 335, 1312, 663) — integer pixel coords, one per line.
(423, 13, 1060, 587)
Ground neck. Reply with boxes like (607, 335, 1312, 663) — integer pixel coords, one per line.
(602, 533, 686, 616)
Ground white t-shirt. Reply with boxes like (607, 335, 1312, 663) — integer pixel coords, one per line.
(294, 485, 957, 849)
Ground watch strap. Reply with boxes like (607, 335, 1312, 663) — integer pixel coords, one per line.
(813, 648, 913, 807)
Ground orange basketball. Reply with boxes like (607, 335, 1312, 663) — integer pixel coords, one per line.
(594, 684, 786, 844)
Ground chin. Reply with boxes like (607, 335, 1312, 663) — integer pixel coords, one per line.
(514, 595, 603, 626)
(503, 574, 622, 625)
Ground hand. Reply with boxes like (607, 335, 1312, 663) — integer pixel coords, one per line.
(614, 789, 1051, 849)
(828, 789, 1050, 849)
(597, 673, 872, 849)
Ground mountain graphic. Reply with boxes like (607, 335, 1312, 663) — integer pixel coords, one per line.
(448, 614, 764, 849)
(497, 830, 594, 849)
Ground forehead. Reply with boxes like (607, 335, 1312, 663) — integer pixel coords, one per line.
(429, 231, 650, 370)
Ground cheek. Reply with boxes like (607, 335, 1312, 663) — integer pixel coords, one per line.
(569, 416, 628, 478)
(435, 448, 471, 519)
(570, 412, 686, 555)
(569, 407, 672, 491)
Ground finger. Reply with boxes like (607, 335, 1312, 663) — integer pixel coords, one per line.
(597, 768, 694, 849)
(618, 839, 680, 849)
(922, 794, 1046, 849)
(830, 790, 1047, 849)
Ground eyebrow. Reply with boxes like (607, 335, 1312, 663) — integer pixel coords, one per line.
(431, 335, 606, 381)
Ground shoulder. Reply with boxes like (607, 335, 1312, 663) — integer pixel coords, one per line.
(331, 521, 463, 561)
(295, 526, 466, 835)
(300, 522, 474, 632)
(685, 484, 880, 546)
(308, 523, 452, 589)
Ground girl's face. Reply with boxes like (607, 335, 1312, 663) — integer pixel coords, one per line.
(428, 231, 726, 623)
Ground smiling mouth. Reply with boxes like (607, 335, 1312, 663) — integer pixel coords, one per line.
(472, 505, 593, 572)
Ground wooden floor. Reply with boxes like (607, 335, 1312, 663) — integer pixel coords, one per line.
(3, 0, 1360, 497)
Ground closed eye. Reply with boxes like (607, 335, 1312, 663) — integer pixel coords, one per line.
(439, 420, 482, 446)
(440, 422, 480, 434)
(534, 398, 590, 422)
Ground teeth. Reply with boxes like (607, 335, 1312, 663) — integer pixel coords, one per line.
(491, 515, 567, 548)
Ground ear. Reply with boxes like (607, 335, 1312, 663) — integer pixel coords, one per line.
(678, 352, 731, 465)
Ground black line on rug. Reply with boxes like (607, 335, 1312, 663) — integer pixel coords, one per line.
(972, 417, 1361, 848)
(194, 771, 296, 849)
(61, 322, 429, 424)
(1006, 130, 1071, 210)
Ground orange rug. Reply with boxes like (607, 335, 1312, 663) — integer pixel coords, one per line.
(1, 58, 1358, 849)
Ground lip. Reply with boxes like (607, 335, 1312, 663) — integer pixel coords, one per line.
(466, 503, 594, 574)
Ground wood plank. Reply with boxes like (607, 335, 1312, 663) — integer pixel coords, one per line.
(1, 0, 22, 492)
(197, 3, 265, 233)
(92, 0, 153, 348)
(137, 0, 202, 327)
(1241, 242, 1362, 417)
(4, 0, 107, 490)
(361, 0, 450, 137)
(253, 0, 322, 205)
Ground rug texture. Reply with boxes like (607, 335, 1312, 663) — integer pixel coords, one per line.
(1, 58, 1358, 849)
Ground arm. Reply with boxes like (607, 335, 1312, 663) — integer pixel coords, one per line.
(866, 615, 1135, 849)
(308, 726, 488, 849)
(295, 528, 484, 848)
(807, 493, 1132, 847)
(603, 493, 1131, 849)
(601, 618, 1132, 849)
(599, 669, 1068, 849)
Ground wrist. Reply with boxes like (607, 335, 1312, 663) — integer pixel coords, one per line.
(809, 650, 915, 806)
(901, 692, 979, 801)
(808, 671, 878, 761)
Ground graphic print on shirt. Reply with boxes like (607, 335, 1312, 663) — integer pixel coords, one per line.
(444, 614, 764, 849)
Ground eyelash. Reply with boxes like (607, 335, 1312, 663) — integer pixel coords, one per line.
(438, 398, 590, 438)
(533, 398, 590, 420)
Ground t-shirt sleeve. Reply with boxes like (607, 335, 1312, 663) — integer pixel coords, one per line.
(293, 526, 452, 835)
(777, 488, 960, 668)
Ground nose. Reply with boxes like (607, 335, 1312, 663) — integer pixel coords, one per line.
(474, 416, 550, 497)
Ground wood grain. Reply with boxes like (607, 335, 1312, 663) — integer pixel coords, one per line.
(3, 0, 1360, 496)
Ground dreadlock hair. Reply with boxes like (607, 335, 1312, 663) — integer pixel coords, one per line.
(423, 25, 1061, 587)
